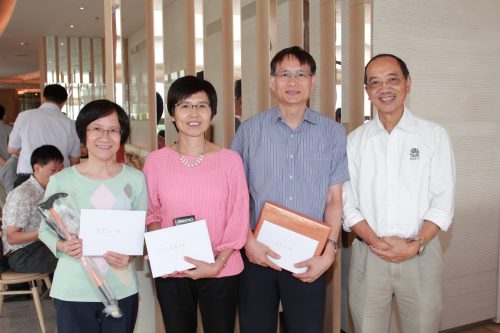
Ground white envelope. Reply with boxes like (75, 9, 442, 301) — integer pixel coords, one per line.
(256, 220, 319, 273)
(79, 209, 146, 256)
(144, 219, 214, 278)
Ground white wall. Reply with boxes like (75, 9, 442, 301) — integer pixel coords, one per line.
(371, 0, 500, 330)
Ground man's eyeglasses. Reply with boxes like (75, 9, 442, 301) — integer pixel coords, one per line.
(175, 102, 211, 112)
(272, 71, 314, 81)
(87, 126, 122, 137)
(367, 77, 403, 89)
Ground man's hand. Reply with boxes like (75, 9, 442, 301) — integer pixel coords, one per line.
(293, 247, 335, 283)
(103, 251, 131, 269)
(56, 238, 83, 259)
(369, 236, 419, 263)
(244, 236, 282, 271)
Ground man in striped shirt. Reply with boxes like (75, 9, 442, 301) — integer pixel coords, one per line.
(231, 46, 349, 333)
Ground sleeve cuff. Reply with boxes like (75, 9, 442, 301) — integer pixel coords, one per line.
(423, 210, 453, 232)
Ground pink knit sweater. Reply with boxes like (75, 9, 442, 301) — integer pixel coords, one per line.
(143, 147, 249, 277)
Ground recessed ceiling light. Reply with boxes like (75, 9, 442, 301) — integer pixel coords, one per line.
(20, 42, 28, 46)
(70, 24, 75, 28)
(80, 6, 85, 10)
(60, 42, 65, 46)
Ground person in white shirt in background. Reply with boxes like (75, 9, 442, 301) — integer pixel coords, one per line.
(8, 84, 80, 188)
(342, 54, 455, 333)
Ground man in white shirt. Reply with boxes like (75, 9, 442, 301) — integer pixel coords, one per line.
(8, 84, 80, 187)
(342, 54, 455, 333)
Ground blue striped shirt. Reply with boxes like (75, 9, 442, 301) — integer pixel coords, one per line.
(231, 106, 350, 228)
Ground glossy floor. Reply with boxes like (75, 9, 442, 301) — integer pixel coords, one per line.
(1, 297, 499, 333)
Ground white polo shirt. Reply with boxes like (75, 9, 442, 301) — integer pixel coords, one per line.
(342, 108, 455, 238)
(8, 103, 80, 174)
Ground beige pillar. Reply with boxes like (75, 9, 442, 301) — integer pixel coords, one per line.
(104, 0, 115, 100)
(348, 0, 366, 133)
(256, 0, 271, 112)
(39, 36, 47, 89)
(319, 0, 336, 120)
(146, 0, 157, 151)
(318, 0, 342, 329)
(289, 0, 303, 47)
(221, 0, 235, 146)
(185, 0, 196, 76)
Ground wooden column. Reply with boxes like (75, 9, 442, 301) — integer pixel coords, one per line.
(221, 0, 234, 146)
(103, 0, 116, 100)
(146, 0, 157, 151)
(289, 0, 303, 47)
(185, 0, 196, 76)
(348, 0, 366, 133)
(256, 0, 271, 112)
(319, 0, 336, 120)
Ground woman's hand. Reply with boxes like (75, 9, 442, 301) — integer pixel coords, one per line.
(56, 239, 83, 259)
(104, 251, 131, 269)
(178, 257, 222, 280)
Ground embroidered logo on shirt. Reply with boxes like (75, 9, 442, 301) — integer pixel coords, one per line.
(410, 148, 420, 160)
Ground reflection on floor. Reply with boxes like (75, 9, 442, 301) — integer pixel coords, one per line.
(1, 297, 499, 333)
(1, 297, 56, 333)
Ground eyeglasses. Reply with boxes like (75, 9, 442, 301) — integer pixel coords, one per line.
(87, 126, 122, 137)
(175, 102, 211, 112)
(367, 77, 404, 89)
(272, 71, 314, 81)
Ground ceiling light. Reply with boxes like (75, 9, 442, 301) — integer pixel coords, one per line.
(80, 6, 85, 10)
(70, 25, 75, 28)
(20, 42, 28, 46)
(60, 42, 65, 46)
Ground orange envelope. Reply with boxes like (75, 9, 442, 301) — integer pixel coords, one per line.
(253, 201, 331, 256)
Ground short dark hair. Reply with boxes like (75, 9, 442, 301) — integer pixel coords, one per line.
(364, 54, 410, 85)
(30, 145, 64, 170)
(156, 92, 164, 124)
(234, 79, 242, 99)
(43, 84, 68, 104)
(166, 76, 217, 119)
(270, 46, 316, 75)
(75, 99, 130, 145)
(0, 104, 5, 120)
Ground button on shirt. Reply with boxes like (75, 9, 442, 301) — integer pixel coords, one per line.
(231, 106, 350, 228)
(342, 108, 455, 238)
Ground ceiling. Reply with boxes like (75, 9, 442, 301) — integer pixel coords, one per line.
(0, 0, 146, 90)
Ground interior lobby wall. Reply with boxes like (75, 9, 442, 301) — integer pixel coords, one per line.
(371, 0, 500, 330)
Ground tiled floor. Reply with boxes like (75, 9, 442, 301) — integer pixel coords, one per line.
(1, 297, 56, 333)
(1, 297, 499, 333)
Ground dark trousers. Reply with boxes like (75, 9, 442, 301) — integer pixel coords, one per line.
(238, 253, 327, 333)
(155, 275, 239, 333)
(54, 293, 139, 333)
(7, 240, 57, 273)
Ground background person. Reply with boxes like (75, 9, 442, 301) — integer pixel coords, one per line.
(8, 84, 80, 187)
(38, 99, 147, 333)
(0, 104, 12, 166)
(2, 145, 63, 273)
(144, 75, 249, 333)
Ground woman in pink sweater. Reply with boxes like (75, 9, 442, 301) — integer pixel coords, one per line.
(143, 76, 249, 333)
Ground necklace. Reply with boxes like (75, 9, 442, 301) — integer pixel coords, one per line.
(178, 140, 206, 168)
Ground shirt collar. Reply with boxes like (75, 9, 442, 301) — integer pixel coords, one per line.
(367, 106, 416, 137)
(27, 175, 45, 194)
(39, 102, 62, 113)
(272, 106, 320, 125)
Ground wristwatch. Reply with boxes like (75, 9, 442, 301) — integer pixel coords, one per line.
(413, 236, 426, 256)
